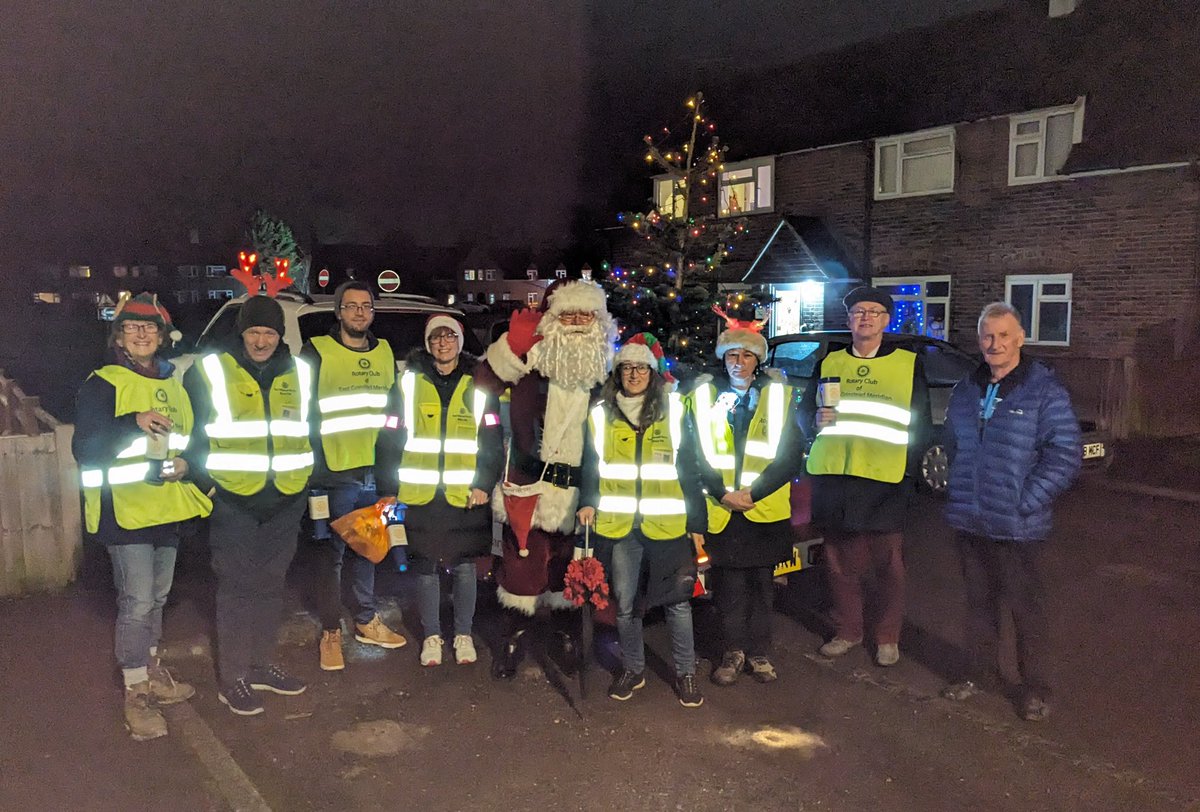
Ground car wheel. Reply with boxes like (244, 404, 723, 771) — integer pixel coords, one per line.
(920, 444, 949, 493)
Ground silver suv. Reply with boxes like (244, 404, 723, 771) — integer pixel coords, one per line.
(175, 291, 480, 376)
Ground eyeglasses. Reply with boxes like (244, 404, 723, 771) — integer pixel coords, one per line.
(619, 363, 651, 376)
(120, 322, 160, 334)
(849, 308, 889, 319)
(428, 332, 459, 344)
(340, 303, 375, 314)
(558, 311, 595, 325)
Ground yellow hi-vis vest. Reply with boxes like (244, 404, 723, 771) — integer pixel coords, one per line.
(196, 352, 314, 496)
(805, 347, 916, 484)
(397, 370, 488, 508)
(590, 394, 688, 541)
(80, 366, 213, 533)
(692, 380, 793, 533)
(310, 335, 396, 472)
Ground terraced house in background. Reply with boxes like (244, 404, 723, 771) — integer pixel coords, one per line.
(621, 0, 1199, 437)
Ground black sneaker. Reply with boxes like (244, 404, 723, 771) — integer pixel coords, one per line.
(248, 664, 307, 696)
(747, 655, 778, 683)
(675, 673, 704, 708)
(607, 669, 646, 701)
(219, 678, 264, 716)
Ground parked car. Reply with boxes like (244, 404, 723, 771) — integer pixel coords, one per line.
(174, 291, 483, 376)
(767, 330, 1111, 493)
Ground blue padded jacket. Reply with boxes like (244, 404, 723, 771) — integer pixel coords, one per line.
(944, 360, 1081, 541)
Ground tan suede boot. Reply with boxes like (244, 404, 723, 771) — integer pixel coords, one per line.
(124, 681, 167, 741)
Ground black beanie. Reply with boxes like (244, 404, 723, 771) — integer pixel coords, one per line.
(238, 296, 286, 335)
(843, 285, 894, 314)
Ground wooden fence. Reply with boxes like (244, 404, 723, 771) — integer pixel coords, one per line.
(0, 371, 81, 596)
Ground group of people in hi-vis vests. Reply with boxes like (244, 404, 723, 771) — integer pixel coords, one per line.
(77, 277, 948, 742)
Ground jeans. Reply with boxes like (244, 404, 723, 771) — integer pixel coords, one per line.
(611, 535, 696, 676)
(210, 497, 305, 684)
(315, 477, 380, 629)
(415, 561, 478, 639)
(109, 544, 178, 684)
(713, 565, 775, 657)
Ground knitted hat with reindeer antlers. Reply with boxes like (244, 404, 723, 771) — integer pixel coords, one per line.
(713, 304, 769, 363)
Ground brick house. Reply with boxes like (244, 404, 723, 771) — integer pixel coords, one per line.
(619, 0, 1200, 435)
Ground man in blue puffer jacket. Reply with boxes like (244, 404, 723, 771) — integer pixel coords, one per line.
(941, 302, 1081, 722)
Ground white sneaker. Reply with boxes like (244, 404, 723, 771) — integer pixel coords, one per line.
(453, 634, 477, 665)
(819, 637, 862, 657)
(420, 635, 444, 667)
(875, 643, 900, 667)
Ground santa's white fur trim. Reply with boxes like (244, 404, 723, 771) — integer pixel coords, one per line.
(716, 327, 768, 362)
(543, 281, 607, 316)
(540, 382, 588, 465)
(497, 585, 539, 616)
(539, 590, 576, 612)
(486, 332, 530, 384)
(613, 342, 658, 370)
(492, 480, 580, 535)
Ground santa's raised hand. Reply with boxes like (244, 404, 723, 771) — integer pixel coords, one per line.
(506, 308, 544, 357)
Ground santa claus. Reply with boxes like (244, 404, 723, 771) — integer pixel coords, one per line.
(472, 279, 616, 679)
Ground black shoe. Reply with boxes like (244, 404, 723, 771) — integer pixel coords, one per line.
(607, 669, 646, 701)
(675, 673, 704, 708)
(711, 650, 746, 686)
(248, 664, 307, 696)
(1020, 693, 1051, 722)
(747, 655, 778, 683)
(492, 630, 525, 681)
(219, 678, 265, 716)
(553, 630, 580, 676)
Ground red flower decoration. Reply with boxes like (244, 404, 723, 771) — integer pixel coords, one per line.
(562, 557, 610, 611)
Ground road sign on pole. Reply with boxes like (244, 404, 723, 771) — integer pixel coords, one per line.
(378, 270, 400, 293)
(317, 268, 330, 288)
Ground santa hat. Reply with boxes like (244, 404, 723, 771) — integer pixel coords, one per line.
(112, 292, 183, 344)
(540, 279, 607, 318)
(614, 332, 676, 384)
(712, 304, 769, 363)
(424, 314, 464, 347)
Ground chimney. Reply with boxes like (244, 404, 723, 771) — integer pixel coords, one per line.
(1048, 0, 1079, 18)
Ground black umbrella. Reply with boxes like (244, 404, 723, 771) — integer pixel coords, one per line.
(578, 523, 595, 702)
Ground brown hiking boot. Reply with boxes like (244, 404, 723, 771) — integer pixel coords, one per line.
(320, 629, 346, 671)
(148, 660, 195, 705)
(711, 650, 746, 686)
(354, 615, 407, 649)
(124, 681, 167, 741)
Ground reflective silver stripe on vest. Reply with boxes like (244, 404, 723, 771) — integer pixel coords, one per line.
(821, 395, 911, 446)
(115, 433, 189, 459)
(318, 393, 390, 414)
(744, 383, 785, 460)
(80, 463, 151, 487)
(319, 414, 388, 436)
(590, 394, 685, 516)
(397, 372, 486, 488)
(693, 385, 735, 470)
(202, 354, 313, 442)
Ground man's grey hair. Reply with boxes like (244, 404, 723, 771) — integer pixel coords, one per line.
(977, 301, 1024, 334)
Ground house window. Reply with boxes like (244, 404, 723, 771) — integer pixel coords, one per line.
(179, 265, 200, 278)
(1009, 99, 1085, 184)
(526, 269, 538, 281)
(113, 265, 129, 278)
(718, 157, 774, 217)
(68, 265, 92, 278)
(555, 267, 567, 279)
(484, 269, 496, 281)
(872, 275, 952, 338)
(875, 128, 956, 199)
(446, 294, 456, 305)
(465, 292, 475, 302)
(206, 265, 228, 277)
(1005, 273, 1072, 345)
(487, 293, 496, 305)
(174, 291, 188, 304)
(527, 292, 539, 305)
(654, 176, 686, 220)
(501, 292, 511, 301)
(464, 269, 476, 281)
(207, 289, 234, 300)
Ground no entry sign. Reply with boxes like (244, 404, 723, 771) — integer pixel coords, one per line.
(378, 270, 400, 292)
(317, 268, 330, 288)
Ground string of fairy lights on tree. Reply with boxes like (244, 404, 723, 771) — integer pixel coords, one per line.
(601, 92, 765, 368)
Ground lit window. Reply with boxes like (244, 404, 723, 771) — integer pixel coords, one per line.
(1005, 273, 1072, 345)
(484, 269, 496, 281)
(526, 269, 538, 280)
(465, 292, 475, 302)
(487, 293, 496, 305)
(179, 265, 200, 278)
(207, 289, 234, 300)
(1009, 99, 1084, 184)
(113, 265, 128, 278)
(206, 265, 228, 277)
(447, 294, 456, 305)
(875, 128, 955, 199)
(718, 157, 774, 217)
(464, 269, 476, 281)
(555, 266, 567, 279)
(871, 275, 952, 338)
(527, 292, 539, 305)
(68, 265, 92, 278)
(653, 176, 686, 220)
(501, 292, 511, 301)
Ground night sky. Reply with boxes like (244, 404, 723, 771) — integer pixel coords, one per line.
(0, 0, 1005, 265)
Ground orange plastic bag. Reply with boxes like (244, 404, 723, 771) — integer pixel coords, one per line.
(330, 497, 396, 564)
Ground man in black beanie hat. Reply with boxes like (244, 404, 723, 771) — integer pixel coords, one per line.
(182, 294, 315, 715)
(799, 285, 931, 668)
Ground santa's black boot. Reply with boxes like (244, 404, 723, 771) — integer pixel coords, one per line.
(492, 612, 528, 680)
(550, 611, 581, 676)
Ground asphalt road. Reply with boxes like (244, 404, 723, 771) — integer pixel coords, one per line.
(3, 480, 1198, 811)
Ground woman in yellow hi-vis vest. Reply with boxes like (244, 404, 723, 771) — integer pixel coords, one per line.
(687, 313, 806, 687)
(73, 293, 211, 742)
(576, 333, 707, 708)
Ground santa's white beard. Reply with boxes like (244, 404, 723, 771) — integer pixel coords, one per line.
(531, 320, 613, 390)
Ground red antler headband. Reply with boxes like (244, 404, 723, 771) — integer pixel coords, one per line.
(232, 251, 295, 298)
(712, 304, 770, 333)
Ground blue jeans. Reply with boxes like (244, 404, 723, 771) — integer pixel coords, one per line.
(416, 561, 477, 639)
(611, 535, 696, 676)
(108, 544, 178, 684)
(316, 477, 381, 628)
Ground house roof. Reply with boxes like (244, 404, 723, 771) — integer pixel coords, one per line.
(721, 0, 1200, 172)
(722, 216, 861, 285)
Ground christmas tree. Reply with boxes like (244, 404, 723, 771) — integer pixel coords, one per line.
(249, 209, 311, 295)
(602, 93, 761, 372)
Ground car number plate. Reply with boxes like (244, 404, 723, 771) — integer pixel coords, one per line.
(1083, 442, 1106, 460)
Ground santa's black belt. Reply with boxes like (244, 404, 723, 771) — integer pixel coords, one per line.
(511, 448, 581, 489)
